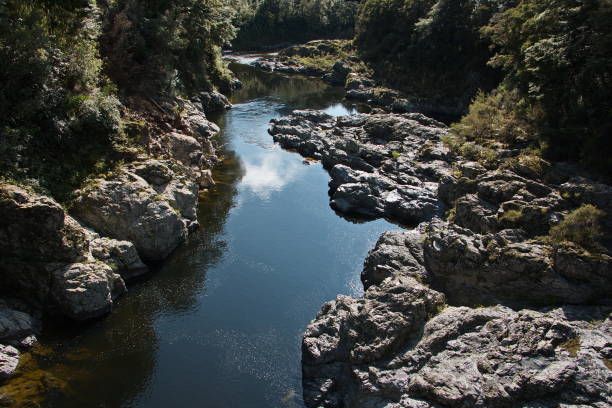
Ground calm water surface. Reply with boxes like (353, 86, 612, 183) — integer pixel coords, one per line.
(34, 63, 399, 407)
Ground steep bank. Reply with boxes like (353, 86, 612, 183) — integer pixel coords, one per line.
(268, 109, 611, 407)
(1, 0, 239, 383)
(0, 93, 230, 380)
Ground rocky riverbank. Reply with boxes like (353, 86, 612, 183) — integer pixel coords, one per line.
(269, 109, 612, 407)
(253, 40, 466, 119)
(0, 91, 232, 381)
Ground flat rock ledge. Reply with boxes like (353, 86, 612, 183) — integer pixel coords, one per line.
(268, 109, 612, 407)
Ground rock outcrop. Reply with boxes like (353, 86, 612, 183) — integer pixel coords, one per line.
(0, 184, 130, 319)
(71, 159, 198, 261)
(0, 184, 150, 377)
(270, 108, 612, 407)
(304, 301, 612, 408)
(269, 111, 450, 224)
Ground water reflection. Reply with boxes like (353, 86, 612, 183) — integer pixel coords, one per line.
(240, 150, 306, 200)
(5, 63, 399, 408)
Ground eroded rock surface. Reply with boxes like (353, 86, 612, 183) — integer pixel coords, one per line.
(304, 294, 612, 408)
(0, 185, 132, 319)
(270, 111, 450, 224)
(283, 107, 612, 407)
(71, 159, 197, 261)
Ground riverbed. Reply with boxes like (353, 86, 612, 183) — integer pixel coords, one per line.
(19, 62, 399, 408)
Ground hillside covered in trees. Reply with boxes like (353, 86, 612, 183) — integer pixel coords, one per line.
(354, 0, 612, 175)
(0, 0, 236, 201)
(229, 0, 358, 50)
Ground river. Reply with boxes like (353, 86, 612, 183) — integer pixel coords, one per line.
(14, 61, 399, 408)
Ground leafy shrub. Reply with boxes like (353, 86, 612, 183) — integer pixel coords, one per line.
(451, 89, 535, 144)
(550, 204, 606, 250)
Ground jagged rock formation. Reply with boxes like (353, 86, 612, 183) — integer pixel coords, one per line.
(0, 97, 223, 380)
(304, 300, 612, 408)
(72, 159, 198, 261)
(269, 110, 450, 224)
(0, 184, 130, 319)
(267, 108, 612, 407)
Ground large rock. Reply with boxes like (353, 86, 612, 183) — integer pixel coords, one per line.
(0, 307, 37, 345)
(89, 236, 148, 280)
(199, 91, 232, 113)
(50, 262, 125, 321)
(0, 184, 88, 266)
(269, 111, 450, 224)
(0, 185, 130, 320)
(0, 345, 19, 380)
(361, 229, 428, 290)
(423, 220, 612, 307)
(72, 160, 197, 261)
(304, 297, 612, 408)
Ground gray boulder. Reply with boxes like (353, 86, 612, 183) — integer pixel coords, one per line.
(269, 111, 450, 225)
(51, 262, 125, 321)
(89, 237, 148, 280)
(199, 91, 232, 113)
(72, 160, 197, 260)
(0, 345, 19, 380)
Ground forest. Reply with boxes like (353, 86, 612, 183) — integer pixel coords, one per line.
(1, 0, 609, 202)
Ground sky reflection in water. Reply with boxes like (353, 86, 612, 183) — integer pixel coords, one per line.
(26, 63, 399, 408)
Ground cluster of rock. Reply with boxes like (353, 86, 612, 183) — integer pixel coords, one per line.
(270, 111, 451, 224)
(253, 41, 464, 119)
(0, 96, 225, 379)
(267, 108, 612, 407)
(253, 40, 343, 78)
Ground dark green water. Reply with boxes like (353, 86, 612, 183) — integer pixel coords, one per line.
(23, 63, 399, 407)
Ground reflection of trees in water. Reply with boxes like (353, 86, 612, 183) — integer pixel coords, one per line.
(15, 149, 245, 408)
(230, 63, 353, 110)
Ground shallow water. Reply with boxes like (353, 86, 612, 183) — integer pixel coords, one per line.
(16, 63, 399, 408)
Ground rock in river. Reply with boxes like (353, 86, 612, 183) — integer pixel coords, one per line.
(71, 159, 198, 261)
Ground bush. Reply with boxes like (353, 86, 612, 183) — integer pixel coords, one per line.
(451, 89, 535, 144)
(550, 204, 606, 250)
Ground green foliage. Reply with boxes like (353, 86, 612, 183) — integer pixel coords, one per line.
(1, 0, 237, 201)
(549, 204, 606, 250)
(0, 0, 125, 201)
(103, 0, 236, 96)
(354, 0, 508, 106)
(483, 0, 612, 174)
(451, 89, 535, 144)
(231, 0, 358, 50)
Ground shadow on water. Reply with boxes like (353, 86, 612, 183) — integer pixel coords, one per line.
(0, 63, 398, 408)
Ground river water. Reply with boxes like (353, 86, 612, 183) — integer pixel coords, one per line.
(14, 62, 399, 407)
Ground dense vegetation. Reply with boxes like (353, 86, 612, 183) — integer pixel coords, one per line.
(0, 0, 236, 201)
(353, 0, 611, 176)
(354, 0, 510, 109)
(482, 0, 612, 175)
(230, 0, 358, 50)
